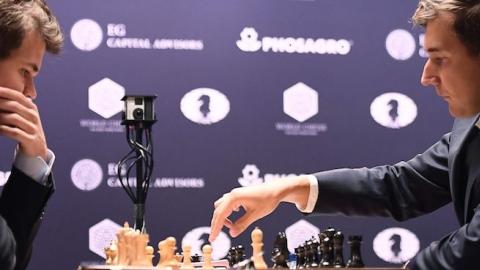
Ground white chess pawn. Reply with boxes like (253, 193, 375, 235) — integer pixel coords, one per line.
(116, 222, 132, 265)
(139, 245, 154, 267)
(132, 232, 149, 266)
(157, 240, 167, 267)
(251, 227, 267, 269)
(180, 245, 194, 270)
(166, 237, 180, 269)
(202, 244, 214, 270)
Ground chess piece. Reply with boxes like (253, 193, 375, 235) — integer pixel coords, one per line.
(181, 245, 194, 270)
(333, 231, 345, 268)
(139, 245, 154, 267)
(271, 247, 287, 268)
(132, 232, 149, 266)
(310, 237, 320, 267)
(251, 227, 268, 269)
(271, 232, 289, 268)
(306, 238, 319, 268)
(202, 244, 215, 270)
(175, 252, 183, 263)
(295, 245, 305, 269)
(125, 229, 139, 265)
(105, 240, 118, 265)
(117, 222, 132, 265)
(319, 236, 332, 267)
(227, 246, 237, 266)
(235, 245, 247, 264)
(324, 227, 336, 265)
(346, 235, 365, 268)
(158, 240, 167, 266)
(166, 237, 180, 268)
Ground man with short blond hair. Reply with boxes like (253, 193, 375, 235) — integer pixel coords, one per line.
(0, 0, 63, 269)
(210, 1, 480, 269)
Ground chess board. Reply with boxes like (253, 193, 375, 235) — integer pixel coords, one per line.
(77, 264, 405, 270)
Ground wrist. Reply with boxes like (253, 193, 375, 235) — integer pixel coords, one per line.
(276, 176, 311, 208)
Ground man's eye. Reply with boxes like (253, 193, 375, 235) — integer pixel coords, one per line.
(434, 57, 445, 65)
(20, 69, 27, 76)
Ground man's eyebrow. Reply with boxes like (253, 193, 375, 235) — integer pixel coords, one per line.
(426, 47, 442, 53)
(28, 63, 39, 73)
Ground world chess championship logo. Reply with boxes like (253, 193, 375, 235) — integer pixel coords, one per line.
(283, 82, 319, 123)
(236, 27, 262, 52)
(373, 227, 420, 264)
(70, 19, 103, 51)
(89, 219, 123, 258)
(180, 88, 230, 125)
(385, 29, 416, 61)
(88, 78, 126, 119)
(182, 227, 231, 260)
(238, 164, 263, 187)
(71, 159, 103, 191)
(370, 92, 417, 129)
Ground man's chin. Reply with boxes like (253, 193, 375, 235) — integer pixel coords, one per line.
(448, 106, 480, 118)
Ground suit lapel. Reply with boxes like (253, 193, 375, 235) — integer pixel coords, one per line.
(449, 114, 480, 224)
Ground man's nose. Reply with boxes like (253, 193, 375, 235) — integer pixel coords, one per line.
(421, 59, 438, 87)
(24, 78, 37, 100)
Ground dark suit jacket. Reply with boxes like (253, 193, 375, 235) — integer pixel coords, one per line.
(312, 114, 480, 269)
(0, 167, 54, 270)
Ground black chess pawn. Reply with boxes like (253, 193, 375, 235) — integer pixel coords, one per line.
(295, 244, 306, 269)
(333, 231, 345, 268)
(324, 227, 336, 240)
(319, 236, 332, 267)
(227, 246, 237, 266)
(310, 237, 320, 267)
(346, 235, 365, 268)
(305, 239, 319, 268)
(325, 227, 336, 265)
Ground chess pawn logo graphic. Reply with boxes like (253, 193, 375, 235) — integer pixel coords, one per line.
(251, 227, 268, 269)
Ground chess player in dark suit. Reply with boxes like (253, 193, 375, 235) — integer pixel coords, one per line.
(0, 1, 63, 270)
(210, 1, 480, 269)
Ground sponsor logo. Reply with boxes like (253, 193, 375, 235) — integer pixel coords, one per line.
(237, 27, 352, 55)
(386, 29, 428, 60)
(89, 219, 122, 258)
(80, 78, 125, 133)
(418, 33, 427, 58)
(385, 29, 416, 61)
(71, 159, 103, 191)
(285, 220, 320, 254)
(182, 226, 231, 260)
(0, 171, 11, 187)
(180, 88, 230, 125)
(370, 92, 417, 129)
(275, 82, 327, 136)
(238, 164, 300, 187)
(106, 162, 205, 189)
(373, 227, 420, 264)
(70, 20, 204, 51)
(70, 19, 103, 51)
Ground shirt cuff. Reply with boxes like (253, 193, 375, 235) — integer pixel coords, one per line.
(296, 174, 318, 213)
(13, 149, 55, 185)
